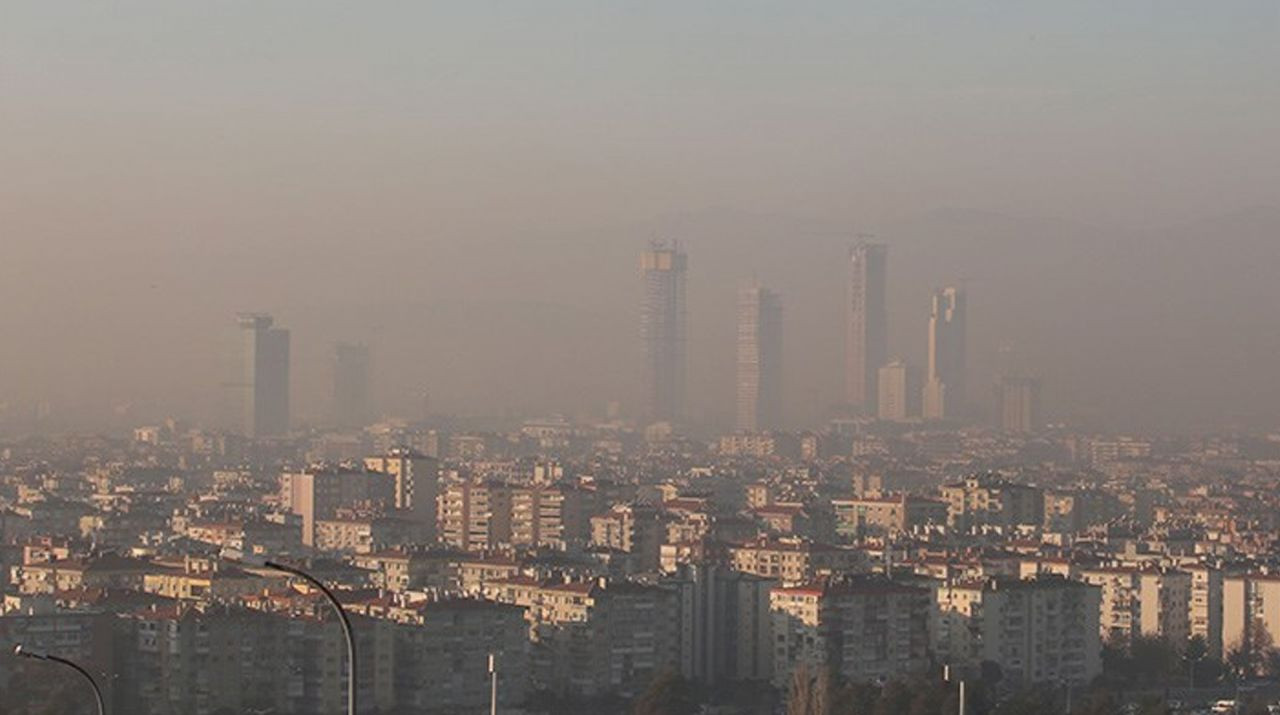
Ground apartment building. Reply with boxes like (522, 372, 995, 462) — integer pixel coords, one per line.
(0, 611, 115, 705)
(832, 494, 948, 538)
(669, 564, 775, 686)
(391, 598, 530, 713)
(363, 450, 440, 539)
(1187, 564, 1224, 657)
(934, 577, 1102, 686)
(279, 467, 394, 547)
(717, 432, 800, 459)
(1223, 574, 1280, 660)
(1043, 489, 1123, 533)
(440, 481, 513, 551)
(770, 576, 931, 687)
(351, 548, 464, 593)
(12, 553, 151, 595)
(728, 537, 866, 585)
(1079, 566, 1190, 645)
(484, 577, 680, 698)
(141, 556, 259, 602)
(511, 485, 598, 550)
(117, 604, 395, 715)
(590, 504, 668, 571)
(314, 515, 426, 554)
(941, 474, 1044, 532)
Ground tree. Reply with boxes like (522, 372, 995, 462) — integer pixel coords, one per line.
(1133, 696, 1171, 715)
(786, 663, 837, 715)
(1249, 617, 1278, 677)
(990, 687, 1061, 715)
(1129, 635, 1177, 683)
(829, 678, 878, 715)
(710, 680, 777, 715)
(1070, 690, 1120, 715)
(1183, 634, 1208, 687)
(871, 679, 914, 715)
(1226, 644, 1252, 681)
(786, 663, 816, 715)
(1226, 618, 1279, 681)
(980, 660, 1005, 688)
(633, 668, 699, 715)
(905, 680, 948, 715)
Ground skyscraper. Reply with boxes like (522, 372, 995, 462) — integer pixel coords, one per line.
(332, 341, 371, 428)
(640, 242, 687, 423)
(736, 283, 783, 431)
(877, 359, 921, 422)
(997, 375, 1042, 433)
(844, 242, 887, 411)
(923, 287, 966, 420)
(238, 313, 290, 437)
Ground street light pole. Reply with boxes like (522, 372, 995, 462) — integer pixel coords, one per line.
(222, 549, 356, 715)
(13, 644, 107, 715)
(264, 559, 357, 715)
(489, 652, 498, 715)
(944, 664, 965, 715)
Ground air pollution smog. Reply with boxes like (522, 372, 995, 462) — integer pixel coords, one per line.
(0, 3, 1277, 714)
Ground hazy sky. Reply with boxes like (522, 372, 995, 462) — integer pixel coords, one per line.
(2, 2, 1278, 432)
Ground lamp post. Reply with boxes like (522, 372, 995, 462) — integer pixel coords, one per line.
(224, 548, 356, 715)
(943, 664, 965, 715)
(489, 652, 498, 715)
(13, 644, 107, 715)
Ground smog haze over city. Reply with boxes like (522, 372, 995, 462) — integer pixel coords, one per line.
(3, 2, 1278, 434)
(6, 4, 1280, 715)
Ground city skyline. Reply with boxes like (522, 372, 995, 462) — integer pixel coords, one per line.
(221, 245, 990, 437)
(2, 3, 1277, 434)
